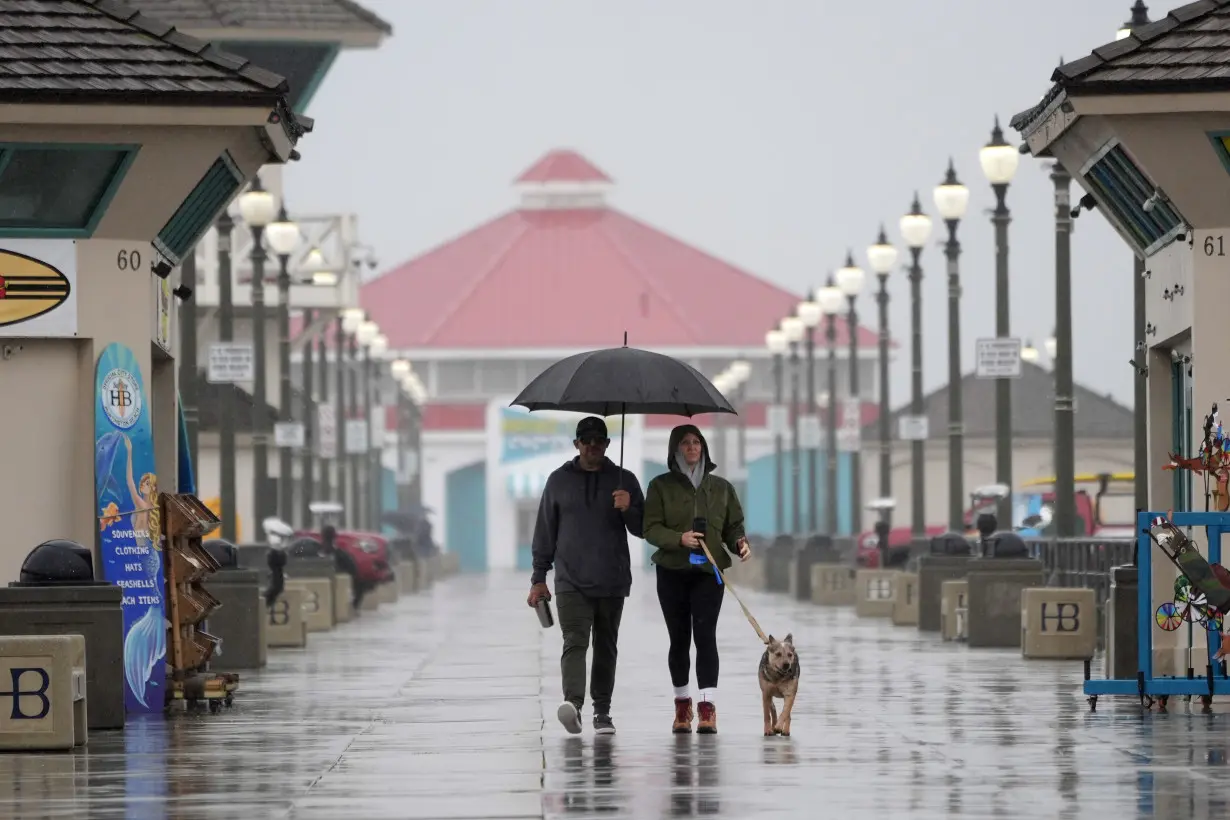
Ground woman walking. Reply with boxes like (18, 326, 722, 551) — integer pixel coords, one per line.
(643, 424, 751, 734)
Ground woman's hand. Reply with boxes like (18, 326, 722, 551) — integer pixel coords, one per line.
(680, 531, 702, 548)
(736, 537, 751, 562)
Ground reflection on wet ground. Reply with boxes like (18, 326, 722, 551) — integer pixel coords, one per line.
(3, 570, 1230, 817)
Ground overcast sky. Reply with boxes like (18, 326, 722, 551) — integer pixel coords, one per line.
(287, 0, 1144, 409)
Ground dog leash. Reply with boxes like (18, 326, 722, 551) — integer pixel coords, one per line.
(697, 537, 770, 645)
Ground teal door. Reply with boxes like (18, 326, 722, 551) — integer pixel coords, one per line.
(445, 461, 487, 572)
(1171, 360, 1193, 512)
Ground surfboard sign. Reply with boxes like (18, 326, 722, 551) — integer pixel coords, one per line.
(95, 342, 166, 713)
(0, 240, 77, 336)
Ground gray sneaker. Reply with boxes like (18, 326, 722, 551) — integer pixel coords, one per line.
(593, 714, 616, 735)
(557, 701, 582, 734)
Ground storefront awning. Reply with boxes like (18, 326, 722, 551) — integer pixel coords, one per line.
(506, 472, 550, 501)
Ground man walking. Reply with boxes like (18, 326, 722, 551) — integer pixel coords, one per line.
(527, 416, 644, 735)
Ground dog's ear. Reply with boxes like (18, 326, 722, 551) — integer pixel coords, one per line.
(766, 634, 776, 645)
(784, 633, 793, 645)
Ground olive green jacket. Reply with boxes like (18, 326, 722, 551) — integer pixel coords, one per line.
(643, 469, 746, 572)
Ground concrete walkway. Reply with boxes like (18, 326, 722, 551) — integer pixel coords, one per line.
(0, 568, 1226, 818)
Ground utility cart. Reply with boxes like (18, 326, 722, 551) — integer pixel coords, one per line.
(1083, 510, 1230, 711)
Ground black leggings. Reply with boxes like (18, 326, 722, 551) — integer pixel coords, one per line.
(656, 565, 725, 690)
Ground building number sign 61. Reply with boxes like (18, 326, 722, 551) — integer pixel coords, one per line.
(1204, 236, 1226, 257)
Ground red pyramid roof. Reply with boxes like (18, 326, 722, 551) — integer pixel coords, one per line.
(515, 149, 611, 183)
(360, 151, 879, 351)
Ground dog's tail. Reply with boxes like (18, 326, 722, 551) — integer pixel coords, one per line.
(698, 538, 769, 644)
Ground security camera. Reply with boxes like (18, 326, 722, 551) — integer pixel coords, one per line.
(172, 285, 193, 302)
(151, 260, 173, 279)
(1070, 193, 1097, 219)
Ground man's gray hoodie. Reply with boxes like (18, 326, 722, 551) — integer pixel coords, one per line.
(531, 456, 645, 598)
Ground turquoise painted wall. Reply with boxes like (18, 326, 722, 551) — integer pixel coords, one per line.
(445, 461, 487, 572)
(745, 449, 853, 538)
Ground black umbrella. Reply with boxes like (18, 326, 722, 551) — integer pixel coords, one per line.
(510, 336, 736, 473)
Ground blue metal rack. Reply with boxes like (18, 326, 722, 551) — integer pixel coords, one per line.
(1084, 510, 1230, 709)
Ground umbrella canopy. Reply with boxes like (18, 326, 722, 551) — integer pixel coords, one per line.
(511, 346, 736, 417)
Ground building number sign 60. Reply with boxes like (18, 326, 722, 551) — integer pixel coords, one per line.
(116, 249, 143, 271)
(1204, 236, 1226, 257)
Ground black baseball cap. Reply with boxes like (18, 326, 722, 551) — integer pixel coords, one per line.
(575, 417, 608, 440)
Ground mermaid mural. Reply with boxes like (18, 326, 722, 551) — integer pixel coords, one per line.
(95, 343, 167, 714)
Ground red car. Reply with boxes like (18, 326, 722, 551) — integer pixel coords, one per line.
(294, 528, 394, 585)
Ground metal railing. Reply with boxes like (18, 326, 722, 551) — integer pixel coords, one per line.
(1027, 536, 1135, 608)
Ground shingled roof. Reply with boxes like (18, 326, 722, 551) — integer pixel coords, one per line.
(1056, 0, 1230, 93)
(129, 0, 391, 37)
(870, 361, 1133, 442)
(0, 0, 295, 105)
(1012, 0, 1230, 134)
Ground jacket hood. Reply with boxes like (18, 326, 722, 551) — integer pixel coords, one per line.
(667, 424, 716, 476)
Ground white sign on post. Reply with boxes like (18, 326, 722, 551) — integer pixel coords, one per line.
(370, 406, 386, 447)
(975, 338, 1022, 378)
(841, 397, 861, 431)
(317, 405, 337, 458)
(837, 428, 861, 453)
(898, 414, 929, 441)
(799, 414, 822, 449)
(766, 404, 789, 437)
(207, 342, 254, 383)
(344, 419, 368, 455)
(274, 421, 305, 448)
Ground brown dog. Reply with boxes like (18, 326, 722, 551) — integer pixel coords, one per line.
(758, 634, 799, 736)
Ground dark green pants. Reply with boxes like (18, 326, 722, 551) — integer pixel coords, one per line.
(556, 592, 625, 715)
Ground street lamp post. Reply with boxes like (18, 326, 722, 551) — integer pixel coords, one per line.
(899, 196, 933, 539)
(267, 205, 301, 524)
(1120, 0, 1152, 521)
(816, 276, 845, 534)
(765, 328, 788, 536)
(782, 316, 806, 535)
(215, 211, 238, 543)
(356, 319, 379, 530)
(980, 117, 1021, 529)
(836, 253, 866, 535)
(237, 178, 277, 531)
(1051, 162, 1077, 536)
(179, 252, 199, 474)
(391, 359, 413, 510)
(867, 228, 899, 524)
(369, 334, 389, 529)
(339, 308, 364, 525)
(315, 317, 329, 509)
(933, 160, 971, 532)
(797, 297, 822, 533)
(729, 359, 751, 502)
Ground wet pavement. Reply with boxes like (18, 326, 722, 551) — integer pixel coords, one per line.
(3, 569, 1230, 818)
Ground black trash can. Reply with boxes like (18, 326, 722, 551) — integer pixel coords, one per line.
(929, 531, 973, 558)
(986, 531, 1031, 559)
(202, 538, 240, 570)
(765, 535, 795, 593)
(19, 539, 97, 585)
(794, 534, 837, 601)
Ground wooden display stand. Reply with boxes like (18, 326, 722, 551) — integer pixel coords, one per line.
(159, 492, 239, 713)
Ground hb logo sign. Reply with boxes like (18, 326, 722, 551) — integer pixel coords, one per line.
(269, 598, 290, 626)
(1040, 602, 1081, 633)
(303, 590, 320, 614)
(868, 578, 894, 600)
(1, 667, 51, 721)
(822, 570, 848, 592)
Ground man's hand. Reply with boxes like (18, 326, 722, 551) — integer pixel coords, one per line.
(1216, 633, 1230, 661)
(612, 489, 631, 511)
(680, 531, 702, 548)
(527, 583, 551, 608)
(736, 536, 752, 563)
